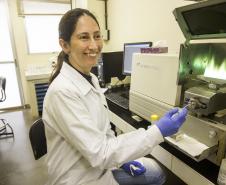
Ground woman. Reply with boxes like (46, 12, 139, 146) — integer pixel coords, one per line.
(42, 8, 187, 185)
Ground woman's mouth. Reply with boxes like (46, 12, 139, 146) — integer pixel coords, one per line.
(86, 53, 98, 57)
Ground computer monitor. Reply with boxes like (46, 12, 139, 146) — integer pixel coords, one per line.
(102, 51, 126, 84)
(122, 42, 152, 75)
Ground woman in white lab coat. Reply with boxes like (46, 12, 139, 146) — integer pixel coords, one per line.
(42, 8, 187, 185)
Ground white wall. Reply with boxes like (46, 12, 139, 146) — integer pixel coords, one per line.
(87, 0, 105, 35)
(103, 0, 194, 53)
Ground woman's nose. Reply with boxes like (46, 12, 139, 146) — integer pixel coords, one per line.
(89, 38, 98, 49)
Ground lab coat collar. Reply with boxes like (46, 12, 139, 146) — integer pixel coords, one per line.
(60, 62, 100, 95)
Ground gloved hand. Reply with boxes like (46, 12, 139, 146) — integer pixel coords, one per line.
(155, 107, 188, 137)
(121, 160, 146, 176)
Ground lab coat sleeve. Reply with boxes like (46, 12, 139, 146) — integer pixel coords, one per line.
(48, 90, 164, 169)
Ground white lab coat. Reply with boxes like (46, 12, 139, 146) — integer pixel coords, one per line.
(42, 62, 164, 185)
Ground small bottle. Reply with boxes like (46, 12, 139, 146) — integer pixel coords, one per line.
(150, 114, 159, 125)
(218, 159, 226, 185)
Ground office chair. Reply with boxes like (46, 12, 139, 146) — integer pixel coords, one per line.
(0, 76, 14, 139)
(29, 118, 47, 160)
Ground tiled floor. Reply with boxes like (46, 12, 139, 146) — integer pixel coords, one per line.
(0, 108, 186, 185)
(0, 109, 47, 185)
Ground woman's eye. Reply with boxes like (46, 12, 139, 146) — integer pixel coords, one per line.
(79, 35, 90, 40)
(94, 34, 101, 40)
(77, 33, 102, 41)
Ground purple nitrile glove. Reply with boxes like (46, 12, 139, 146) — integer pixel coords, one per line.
(121, 160, 146, 176)
(155, 107, 188, 137)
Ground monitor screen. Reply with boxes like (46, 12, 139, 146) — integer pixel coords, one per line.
(123, 42, 152, 75)
(102, 51, 126, 84)
(173, 0, 226, 40)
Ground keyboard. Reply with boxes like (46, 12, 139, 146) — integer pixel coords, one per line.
(120, 91, 129, 99)
(105, 91, 129, 110)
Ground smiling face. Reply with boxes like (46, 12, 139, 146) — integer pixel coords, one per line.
(59, 15, 103, 75)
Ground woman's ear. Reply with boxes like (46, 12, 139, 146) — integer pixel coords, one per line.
(59, 39, 70, 54)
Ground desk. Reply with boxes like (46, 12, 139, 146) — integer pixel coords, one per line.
(107, 100, 219, 185)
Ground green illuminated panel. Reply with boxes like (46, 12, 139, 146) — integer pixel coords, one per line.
(178, 43, 226, 84)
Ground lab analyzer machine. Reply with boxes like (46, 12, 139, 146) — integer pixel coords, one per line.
(129, 0, 226, 166)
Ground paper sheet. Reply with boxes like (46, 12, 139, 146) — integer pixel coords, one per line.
(101, 88, 108, 94)
(165, 134, 209, 157)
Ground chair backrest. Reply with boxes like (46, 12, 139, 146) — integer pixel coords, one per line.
(29, 118, 47, 160)
(0, 76, 6, 102)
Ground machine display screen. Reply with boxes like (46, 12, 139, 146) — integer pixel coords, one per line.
(173, 0, 226, 40)
(178, 43, 226, 85)
(182, 3, 226, 36)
